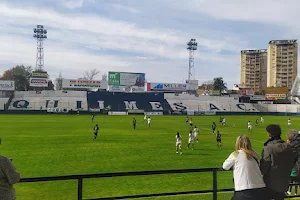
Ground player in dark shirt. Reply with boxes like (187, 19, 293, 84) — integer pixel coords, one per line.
(91, 114, 94, 123)
(255, 118, 259, 126)
(93, 124, 99, 141)
(212, 122, 217, 134)
(186, 116, 189, 125)
(219, 117, 223, 125)
(132, 118, 137, 129)
(216, 131, 222, 149)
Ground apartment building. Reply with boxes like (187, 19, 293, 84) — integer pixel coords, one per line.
(240, 49, 267, 92)
(267, 40, 298, 89)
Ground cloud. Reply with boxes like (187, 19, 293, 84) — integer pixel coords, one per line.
(0, 1, 254, 87)
(62, 0, 94, 9)
(111, 4, 141, 14)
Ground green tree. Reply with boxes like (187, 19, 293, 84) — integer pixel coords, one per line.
(213, 77, 227, 95)
(0, 65, 32, 91)
(198, 81, 214, 90)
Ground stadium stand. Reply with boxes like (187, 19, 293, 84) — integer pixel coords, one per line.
(87, 92, 172, 112)
(0, 98, 9, 110)
(8, 91, 88, 111)
(164, 93, 259, 112)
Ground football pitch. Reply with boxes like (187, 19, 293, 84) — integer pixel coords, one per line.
(1, 114, 299, 200)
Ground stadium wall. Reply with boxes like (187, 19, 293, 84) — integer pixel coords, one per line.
(8, 91, 88, 111)
(87, 92, 172, 113)
(165, 94, 259, 113)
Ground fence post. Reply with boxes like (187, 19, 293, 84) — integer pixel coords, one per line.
(78, 178, 83, 200)
(213, 169, 217, 200)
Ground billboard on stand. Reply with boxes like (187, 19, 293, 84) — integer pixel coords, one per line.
(0, 80, 15, 91)
(62, 79, 107, 89)
(30, 78, 48, 87)
(108, 72, 145, 87)
(147, 83, 188, 91)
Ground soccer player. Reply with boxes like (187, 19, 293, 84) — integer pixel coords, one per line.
(260, 116, 264, 123)
(144, 114, 147, 122)
(222, 118, 226, 126)
(132, 118, 137, 129)
(288, 118, 291, 127)
(212, 122, 217, 134)
(147, 117, 151, 127)
(189, 118, 193, 127)
(193, 126, 199, 143)
(187, 131, 194, 150)
(175, 132, 182, 154)
(91, 114, 94, 123)
(219, 117, 223, 125)
(186, 116, 189, 125)
(247, 121, 252, 133)
(216, 131, 222, 149)
(93, 124, 99, 141)
(255, 118, 259, 126)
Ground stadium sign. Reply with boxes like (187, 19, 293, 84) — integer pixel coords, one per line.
(30, 78, 48, 87)
(62, 79, 107, 89)
(109, 85, 125, 92)
(265, 94, 287, 100)
(131, 86, 144, 93)
(108, 72, 146, 87)
(31, 71, 48, 78)
(0, 80, 15, 91)
(147, 82, 188, 91)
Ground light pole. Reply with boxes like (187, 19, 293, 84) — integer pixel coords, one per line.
(33, 25, 47, 72)
(187, 39, 197, 92)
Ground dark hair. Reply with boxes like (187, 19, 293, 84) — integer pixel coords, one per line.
(266, 124, 281, 138)
(177, 132, 180, 137)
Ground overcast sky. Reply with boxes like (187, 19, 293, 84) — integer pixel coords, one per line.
(0, 0, 299, 88)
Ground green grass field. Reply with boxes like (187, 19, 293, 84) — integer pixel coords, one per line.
(1, 114, 299, 200)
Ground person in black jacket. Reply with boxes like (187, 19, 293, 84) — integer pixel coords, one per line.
(287, 130, 300, 195)
(260, 124, 297, 200)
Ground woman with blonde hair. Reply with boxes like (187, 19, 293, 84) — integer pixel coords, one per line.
(223, 135, 266, 200)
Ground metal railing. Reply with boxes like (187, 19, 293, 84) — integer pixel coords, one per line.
(19, 168, 300, 200)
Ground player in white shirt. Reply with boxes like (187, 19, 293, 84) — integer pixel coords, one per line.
(222, 118, 226, 126)
(288, 119, 291, 127)
(144, 115, 147, 122)
(260, 116, 264, 123)
(147, 117, 151, 127)
(193, 126, 199, 143)
(175, 132, 182, 154)
(247, 121, 252, 133)
(187, 131, 194, 150)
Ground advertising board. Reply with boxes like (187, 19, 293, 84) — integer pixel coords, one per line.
(131, 86, 145, 93)
(211, 90, 220, 96)
(31, 71, 48, 78)
(30, 78, 48, 87)
(147, 82, 188, 91)
(108, 72, 145, 86)
(108, 111, 128, 115)
(109, 85, 125, 92)
(265, 94, 287, 100)
(265, 87, 288, 94)
(62, 79, 107, 89)
(144, 112, 163, 115)
(0, 80, 15, 91)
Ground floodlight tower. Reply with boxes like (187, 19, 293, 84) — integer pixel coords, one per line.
(33, 25, 47, 72)
(187, 39, 197, 87)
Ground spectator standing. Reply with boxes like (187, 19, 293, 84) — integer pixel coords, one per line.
(223, 135, 266, 200)
(260, 124, 297, 200)
(286, 130, 300, 196)
(0, 155, 20, 200)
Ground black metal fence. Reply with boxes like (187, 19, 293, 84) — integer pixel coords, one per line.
(19, 167, 300, 200)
